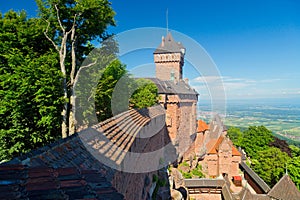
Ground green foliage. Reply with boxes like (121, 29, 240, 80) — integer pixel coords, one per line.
(157, 179, 166, 187)
(35, 0, 115, 55)
(227, 127, 243, 147)
(228, 126, 274, 158)
(152, 174, 158, 183)
(0, 11, 63, 161)
(94, 60, 127, 122)
(94, 60, 158, 122)
(35, 0, 116, 136)
(178, 161, 204, 179)
(290, 145, 300, 158)
(130, 79, 158, 109)
(181, 172, 192, 179)
(229, 125, 300, 190)
(180, 161, 189, 167)
(73, 37, 119, 127)
(288, 145, 300, 190)
(152, 174, 167, 200)
(191, 164, 204, 178)
(251, 147, 290, 187)
(288, 156, 300, 190)
(242, 126, 274, 158)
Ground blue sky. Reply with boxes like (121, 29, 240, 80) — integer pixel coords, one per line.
(1, 0, 300, 101)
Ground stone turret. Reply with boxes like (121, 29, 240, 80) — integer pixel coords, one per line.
(153, 32, 186, 82)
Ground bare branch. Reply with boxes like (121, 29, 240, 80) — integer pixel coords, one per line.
(44, 20, 59, 52)
(66, 13, 78, 35)
(80, 61, 97, 70)
(70, 31, 76, 85)
(54, 4, 65, 32)
(73, 60, 97, 86)
(70, 14, 78, 81)
(76, 61, 97, 76)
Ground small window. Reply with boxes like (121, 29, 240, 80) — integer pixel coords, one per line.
(166, 114, 172, 127)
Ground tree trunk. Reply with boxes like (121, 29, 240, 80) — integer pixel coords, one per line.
(61, 77, 68, 138)
(68, 27, 76, 136)
(44, 5, 77, 138)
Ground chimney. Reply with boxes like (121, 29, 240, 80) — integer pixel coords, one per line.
(161, 36, 165, 47)
(184, 78, 189, 84)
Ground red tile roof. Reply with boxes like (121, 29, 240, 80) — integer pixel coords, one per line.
(233, 176, 242, 181)
(197, 120, 209, 133)
(207, 136, 225, 154)
(0, 165, 123, 199)
(232, 146, 242, 156)
(206, 136, 241, 156)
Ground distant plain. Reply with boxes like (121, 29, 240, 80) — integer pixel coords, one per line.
(198, 98, 300, 142)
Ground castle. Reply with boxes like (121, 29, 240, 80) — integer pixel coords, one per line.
(0, 32, 299, 200)
(150, 32, 241, 180)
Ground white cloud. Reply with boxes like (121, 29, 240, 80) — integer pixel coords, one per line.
(191, 76, 225, 84)
(190, 76, 299, 100)
(260, 78, 285, 83)
(191, 76, 255, 91)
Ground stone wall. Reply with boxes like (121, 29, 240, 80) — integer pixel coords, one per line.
(218, 139, 232, 177)
(111, 106, 175, 200)
(231, 156, 240, 177)
(154, 52, 183, 81)
(177, 99, 197, 158)
(159, 93, 197, 160)
(205, 154, 219, 177)
(190, 193, 222, 200)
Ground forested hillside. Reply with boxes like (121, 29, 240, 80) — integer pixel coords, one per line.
(228, 126, 300, 190)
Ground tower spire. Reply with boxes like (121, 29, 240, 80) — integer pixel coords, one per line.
(166, 8, 169, 34)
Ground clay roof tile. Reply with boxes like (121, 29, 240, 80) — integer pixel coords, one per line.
(197, 120, 209, 133)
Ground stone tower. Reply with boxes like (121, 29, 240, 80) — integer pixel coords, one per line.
(150, 32, 198, 159)
(153, 32, 186, 81)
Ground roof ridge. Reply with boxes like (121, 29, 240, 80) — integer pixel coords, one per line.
(268, 173, 300, 199)
(154, 32, 185, 54)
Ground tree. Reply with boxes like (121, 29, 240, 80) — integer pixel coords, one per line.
(94, 60, 159, 122)
(269, 137, 292, 157)
(238, 126, 274, 158)
(130, 79, 158, 109)
(251, 147, 290, 187)
(35, 0, 115, 137)
(0, 10, 63, 161)
(227, 127, 243, 147)
(290, 145, 300, 158)
(288, 156, 300, 190)
(228, 125, 300, 189)
(94, 59, 127, 122)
